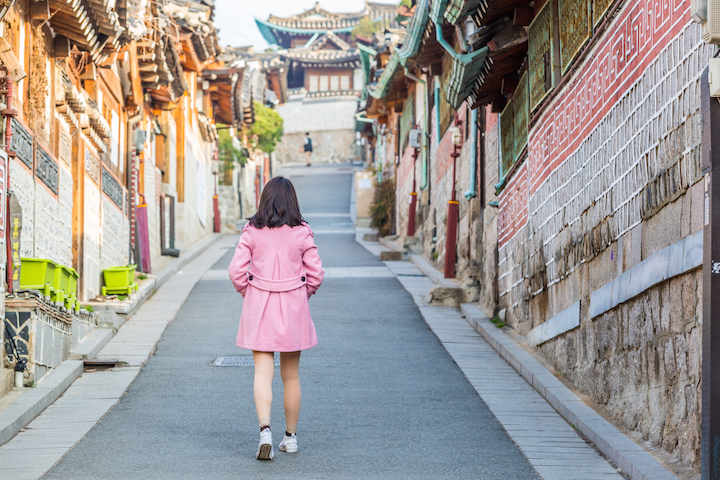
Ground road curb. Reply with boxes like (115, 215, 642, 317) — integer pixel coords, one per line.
(460, 303, 679, 480)
(0, 360, 83, 445)
(0, 233, 224, 448)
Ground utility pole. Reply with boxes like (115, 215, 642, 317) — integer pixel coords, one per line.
(702, 66, 720, 480)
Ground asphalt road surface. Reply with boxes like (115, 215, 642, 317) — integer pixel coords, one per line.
(43, 164, 539, 480)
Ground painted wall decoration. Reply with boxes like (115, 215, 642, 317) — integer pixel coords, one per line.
(35, 144, 59, 194)
(499, 0, 691, 248)
(102, 166, 123, 208)
(11, 118, 32, 170)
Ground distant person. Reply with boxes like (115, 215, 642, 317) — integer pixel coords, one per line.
(228, 177, 324, 461)
(303, 132, 313, 166)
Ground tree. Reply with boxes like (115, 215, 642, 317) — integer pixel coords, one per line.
(217, 126, 245, 185)
(248, 101, 284, 154)
(352, 18, 382, 40)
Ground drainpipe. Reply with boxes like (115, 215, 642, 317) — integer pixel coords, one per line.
(404, 68, 429, 190)
(433, 75, 440, 151)
(127, 113, 142, 264)
(464, 107, 478, 199)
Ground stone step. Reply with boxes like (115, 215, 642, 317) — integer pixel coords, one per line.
(69, 328, 113, 361)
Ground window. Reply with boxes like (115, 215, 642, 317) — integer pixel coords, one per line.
(340, 75, 350, 90)
(308, 75, 319, 92)
(558, 0, 590, 73)
(330, 75, 339, 90)
(319, 75, 329, 91)
(499, 73, 529, 183)
(528, 0, 558, 110)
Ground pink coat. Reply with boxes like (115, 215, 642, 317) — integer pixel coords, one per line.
(228, 222, 324, 352)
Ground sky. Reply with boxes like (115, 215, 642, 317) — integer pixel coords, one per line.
(213, 0, 397, 51)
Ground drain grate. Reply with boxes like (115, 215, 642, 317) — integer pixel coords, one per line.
(396, 273, 426, 277)
(213, 355, 280, 367)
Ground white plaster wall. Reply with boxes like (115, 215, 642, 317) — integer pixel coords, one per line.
(83, 178, 102, 300)
(100, 196, 128, 270)
(56, 165, 73, 267)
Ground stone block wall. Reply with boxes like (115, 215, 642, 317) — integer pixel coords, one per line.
(275, 130, 358, 164)
(493, 5, 709, 469)
(538, 267, 702, 466)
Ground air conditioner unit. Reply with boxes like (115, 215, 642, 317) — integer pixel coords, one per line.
(694, 0, 708, 23)
(702, 0, 720, 44)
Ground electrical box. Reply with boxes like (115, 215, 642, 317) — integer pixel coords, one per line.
(709, 58, 720, 97)
(409, 128, 422, 148)
(133, 129, 147, 153)
(702, 0, 720, 43)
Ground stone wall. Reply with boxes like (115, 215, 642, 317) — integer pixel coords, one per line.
(493, 4, 708, 469)
(275, 94, 359, 164)
(538, 267, 702, 466)
(275, 130, 358, 164)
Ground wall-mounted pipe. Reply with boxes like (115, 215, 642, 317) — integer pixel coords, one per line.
(464, 107, 478, 199)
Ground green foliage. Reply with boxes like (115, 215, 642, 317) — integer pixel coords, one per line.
(370, 177, 396, 237)
(218, 125, 247, 185)
(398, 0, 412, 6)
(249, 101, 284, 154)
(84, 305, 94, 312)
(352, 17, 383, 40)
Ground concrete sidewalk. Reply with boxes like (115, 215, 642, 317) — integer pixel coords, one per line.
(0, 235, 233, 480)
(362, 237, 678, 480)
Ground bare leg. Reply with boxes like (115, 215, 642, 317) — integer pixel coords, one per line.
(280, 351, 301, 434)
(253, 351, 275, 428)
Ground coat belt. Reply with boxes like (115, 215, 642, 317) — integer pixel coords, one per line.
(246, 272, 307, 292)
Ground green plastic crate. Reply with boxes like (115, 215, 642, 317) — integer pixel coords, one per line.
(102, 264, 138, 296)
(20, 258, 58, 298)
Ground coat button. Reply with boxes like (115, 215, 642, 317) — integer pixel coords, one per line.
(301, 276, 306, 282)
(249, 275, 253, 281)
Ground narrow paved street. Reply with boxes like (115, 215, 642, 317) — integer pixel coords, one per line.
(41, 165, 541, 479)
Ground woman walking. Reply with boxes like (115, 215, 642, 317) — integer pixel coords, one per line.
(228, 176, 324, 460)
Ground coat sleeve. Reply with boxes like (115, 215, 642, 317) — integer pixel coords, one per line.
(228, 226, 252, 297)
(302, 226, 324, 299)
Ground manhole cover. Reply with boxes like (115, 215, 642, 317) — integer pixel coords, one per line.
(212, 356, 280, 367)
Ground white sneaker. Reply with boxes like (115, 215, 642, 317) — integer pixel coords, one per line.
(279, 433, 298, 453)
(256, 429, 274, 460)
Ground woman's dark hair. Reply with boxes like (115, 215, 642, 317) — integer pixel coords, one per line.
(247, 176, 305, 229)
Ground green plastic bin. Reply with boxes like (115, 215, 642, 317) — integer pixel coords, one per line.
(20, 258, 58, 298)
(102, 264, 138, 296)
(60, 265, 79, 310)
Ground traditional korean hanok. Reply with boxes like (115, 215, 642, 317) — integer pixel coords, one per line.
(0, 0, 132, 391)
(256, 2, 397, 164)
(390, 0, 710, 474)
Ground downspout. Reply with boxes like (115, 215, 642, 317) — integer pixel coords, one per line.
(404, 68, 428, 190)
(464, 107, 478, 199)
(127, 113, 142, 264)
(434, 75, 440, 151)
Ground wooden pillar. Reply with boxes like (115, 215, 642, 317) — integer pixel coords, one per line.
(174, 99, 185, 202)
(71, 134, 85, 299)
